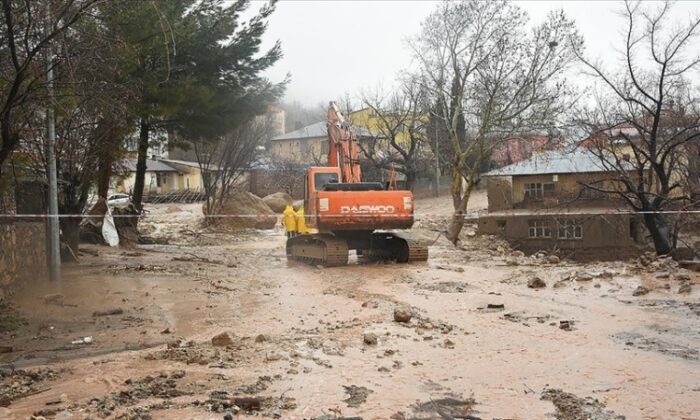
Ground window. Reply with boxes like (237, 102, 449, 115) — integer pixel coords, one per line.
(525, 182, 555, 199)
(558, 219, 583, 239)
(528, 220, 551, 238)
(580, 181, 605, 199)
(497, 220, 506, 230)
(524, 183, 542, 198)
(543, 183, 555, 195)
(314, 172, 339, 190)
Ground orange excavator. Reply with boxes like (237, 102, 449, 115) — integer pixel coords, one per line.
(286, 102, 429, 266)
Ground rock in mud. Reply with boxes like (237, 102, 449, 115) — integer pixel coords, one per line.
(528, 276, 546, 289)
(510, 250, 525, 258)
(394, 306, 413, 323)
(262, 192, 293, 213)
(632, 286, 649, 296)
(575, 272, 594, 282)
(678, 282, 691, 294)
(255, 334, 269, 343)
(343, 385, 373, 408)
(212, 332, 234, 347)
(546, 255, 560, 264)
(363, 333, 378, 345)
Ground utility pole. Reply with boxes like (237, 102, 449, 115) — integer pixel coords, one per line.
(434, 120, 440, 198)
(47, 43, 61, 281)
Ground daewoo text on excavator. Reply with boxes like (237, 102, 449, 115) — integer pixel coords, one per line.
(285, 102, 429, 266)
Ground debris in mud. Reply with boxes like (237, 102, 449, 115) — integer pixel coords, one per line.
(486, 303, 505, 310)
(42, 293, 65, 306)
(503, 311, 552, 325)
(541, 388, 625, 420)
(418, 281, 469, 293)
(409, 396, 479, 419)
(394, 306, 413, 323)
(211, 332, 234, 347)
(85, 371, 192, 418)
(528, 276, 546, 289)
(343, 385, 373, 408)
(108, 263, 171, 274)
(632, 286, 649, 296)
(363, 333, 378, 345)
(92, 308, 124, 317)
(235, 375, 274, 394)
(146, 340, 240, 365)
(172, 254, 227, 265)
(0, 367, 71, 407)
(611, 331, 699, 360)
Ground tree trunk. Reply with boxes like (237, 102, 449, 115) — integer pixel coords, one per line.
(405, 171, 417, 191)
(643, 212, 673, 255)
(97, 154, 113, 199)
(446, 187, 471, 245)
(132, 118, 150, 211)
(60, 217, 81, 260)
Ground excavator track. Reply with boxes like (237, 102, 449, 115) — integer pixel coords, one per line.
(363, 232, 429, 263)
(286, 234, 349, 267)
(403, 237, 429, 262)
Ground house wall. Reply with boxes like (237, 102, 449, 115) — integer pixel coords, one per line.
(510, 173, 625, 209)
(269, 137, 326, 164)
(486, 177, 513, 211)
(478, 212, 641, 260)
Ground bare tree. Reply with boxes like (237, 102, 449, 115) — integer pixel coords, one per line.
(194, 117, 270, 219)
(358, 80, 429, 190)
(411, 0, 581, 244)
(0, 0, 101, 174)
(573, 1, 700, 255)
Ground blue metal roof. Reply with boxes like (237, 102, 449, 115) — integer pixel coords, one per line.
(484, 148, 632, 177)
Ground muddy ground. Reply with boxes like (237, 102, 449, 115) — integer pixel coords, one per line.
(1, 193, 699, 419)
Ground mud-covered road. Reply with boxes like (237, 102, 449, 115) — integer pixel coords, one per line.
(1, 200, 699, 419)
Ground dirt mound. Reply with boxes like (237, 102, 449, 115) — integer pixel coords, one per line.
(205, 190, 277, 229)
(262, 191, 293, 213)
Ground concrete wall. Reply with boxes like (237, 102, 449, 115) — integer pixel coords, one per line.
(478, 212, 642, 260)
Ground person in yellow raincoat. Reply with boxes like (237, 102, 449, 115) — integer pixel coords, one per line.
(296, 206, 309, 234)
(282, 205, 297, 238)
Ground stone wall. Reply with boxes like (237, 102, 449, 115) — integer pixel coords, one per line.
(0, 179, 49, 299)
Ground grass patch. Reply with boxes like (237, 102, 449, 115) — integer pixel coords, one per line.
(0, 313, 26, 333)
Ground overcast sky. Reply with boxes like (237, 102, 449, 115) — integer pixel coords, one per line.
(248, 0, 700, 106)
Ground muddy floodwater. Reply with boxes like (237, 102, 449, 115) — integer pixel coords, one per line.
(1, 199, 699, 419)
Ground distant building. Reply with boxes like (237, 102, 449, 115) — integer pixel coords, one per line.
(268, 121, 377, 165)
(490, 134, 562, 168)
(116, 156, 222, 196)
(117, 159, 183, 195)
(478, 148, 644, 259)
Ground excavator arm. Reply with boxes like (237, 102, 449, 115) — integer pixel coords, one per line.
(327, 102, 362, 184)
